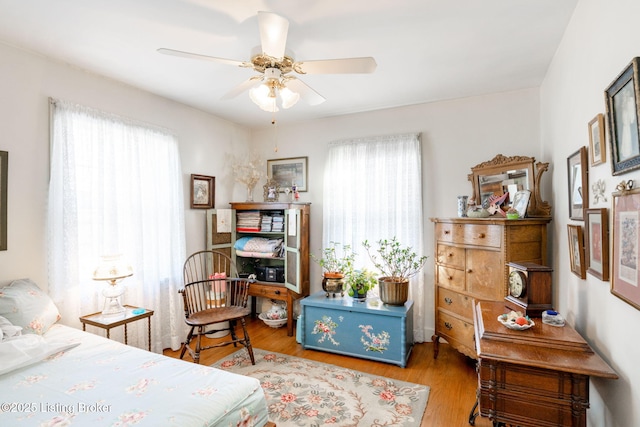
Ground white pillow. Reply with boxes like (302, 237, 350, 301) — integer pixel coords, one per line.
(0, 315, 22, 341)
(0, 334, 80, 376)
(0, 279, 61, 335)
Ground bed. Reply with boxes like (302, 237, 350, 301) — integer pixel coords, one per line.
(0, 278, 271, 427)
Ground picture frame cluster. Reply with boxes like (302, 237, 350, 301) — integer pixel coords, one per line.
(566, 56, 640, 311)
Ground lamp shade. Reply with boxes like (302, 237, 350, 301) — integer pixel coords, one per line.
(93, 254, 133, 281)
(249, 84, 279, 112)
(279, 86, 300, 109)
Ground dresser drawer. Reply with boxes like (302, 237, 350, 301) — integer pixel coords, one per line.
(436, 265, 465, 291)
(249, 282, 287, 300)
(435, 223, 455, 243)
(436, 244, 465, 268)
(437, 311, 475, 351)
(437, 287, 472, 319)
(457, 224, 501, 247)
(436, 223, 502, 248)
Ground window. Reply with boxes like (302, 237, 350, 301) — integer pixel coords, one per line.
(323, 133, 428, 341)
(48, 99, 186, 351)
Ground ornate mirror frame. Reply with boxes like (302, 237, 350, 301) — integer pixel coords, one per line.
(468, 154, 551, 218)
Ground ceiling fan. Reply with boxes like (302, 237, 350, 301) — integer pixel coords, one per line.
(158, 11, 376, 112)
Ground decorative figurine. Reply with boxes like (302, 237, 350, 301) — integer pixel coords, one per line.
(487, 193, 509, 216)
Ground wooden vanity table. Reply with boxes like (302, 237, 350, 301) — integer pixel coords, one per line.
(472, 301, 617, 427)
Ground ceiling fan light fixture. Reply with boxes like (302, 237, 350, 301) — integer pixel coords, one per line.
(249, 84, 279, 112)
(279, 86, 300, 109)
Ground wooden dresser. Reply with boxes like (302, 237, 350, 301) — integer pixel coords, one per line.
(431, 217, 550, 359)
(472, 301, 617, 427)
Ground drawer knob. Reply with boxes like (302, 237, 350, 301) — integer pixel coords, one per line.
(467, 269, 473, 273)
(447, 275, 453, 280)
(444, 322, 453, 330)
(477, 233, 485, 238)
(447, 252, 454, 258)
(275, 290, 281, 295)
(444, 230, 451, 235)
(444, 297, 453, 305)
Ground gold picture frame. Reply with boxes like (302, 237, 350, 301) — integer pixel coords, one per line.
(588, 114, 606, 166)
(568, 224, 586, 279)
(611, 187, 640, 310)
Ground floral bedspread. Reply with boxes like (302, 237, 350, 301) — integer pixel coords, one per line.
(0, 324, 268, 426)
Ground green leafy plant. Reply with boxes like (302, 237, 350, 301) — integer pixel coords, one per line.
(346, 268, 378, 297)
(310, 242, 356, 276)
(363, 237, 428, 282)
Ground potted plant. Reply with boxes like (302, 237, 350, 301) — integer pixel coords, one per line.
(310, 242, 355, 297)
(363, 237, 428, 305)
(345, 268, 377, 300)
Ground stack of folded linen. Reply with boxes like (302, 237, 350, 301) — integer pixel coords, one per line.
(234, 237, 284, 258)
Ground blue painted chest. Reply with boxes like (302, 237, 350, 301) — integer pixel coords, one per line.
(300, 291, 413, 367)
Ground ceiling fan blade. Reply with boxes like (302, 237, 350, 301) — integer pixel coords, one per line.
(285, 78, 326, 106)
(294, 57, 377, 74)
(257, 11, 289, 59)
(157, 48, 250, 68)
(221, 76, 263, 100)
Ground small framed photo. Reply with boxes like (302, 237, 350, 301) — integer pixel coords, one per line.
(511, 190, 531, 218)
(267, 156, 308, 192)
(605, 57, 640, 175)
(568, 224, 586, 279)
(190, 174, 215, 209)
(611, 187, 640, 310)
(588, 114, 606, 166)
(585, 208, 609, 281)
(263, 178, 280, 202)
(567, 147, 588, 220)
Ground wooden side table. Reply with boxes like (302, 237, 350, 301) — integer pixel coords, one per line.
(471, 300, 617, 427)
(79, 305, 154, 351)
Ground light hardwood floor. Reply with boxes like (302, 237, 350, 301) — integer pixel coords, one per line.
(163, 317, 493, 427)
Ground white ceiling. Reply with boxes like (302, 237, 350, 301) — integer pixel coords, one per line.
(0, 0, 578, 129)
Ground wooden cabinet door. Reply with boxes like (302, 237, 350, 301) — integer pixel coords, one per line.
(205, 208, 232, 258)
(284, 208, 302, 294)
(465, 248, 504, 300)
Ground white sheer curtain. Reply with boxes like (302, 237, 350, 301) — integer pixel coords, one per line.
(323, 133, 428, 342)
(48, 99, 186, 352)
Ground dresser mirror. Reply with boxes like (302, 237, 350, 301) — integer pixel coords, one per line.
(468, 154, 551, 217)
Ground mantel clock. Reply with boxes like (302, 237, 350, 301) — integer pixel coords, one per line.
(505, 261, 553, 318)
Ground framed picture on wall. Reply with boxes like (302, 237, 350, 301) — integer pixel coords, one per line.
(588, 113, 606, 166)
(567, 147, 588, 220)
(190, 174, 215, 209)
(267, 157, 308, 192)
(611, 187, 640, 310)
(585, 208, 609, 281)
(568, 224, 586, 279)
(605, 57, 640, 175)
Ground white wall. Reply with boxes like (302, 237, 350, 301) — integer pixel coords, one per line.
(0, 42, 251, 289)
(251, 87, 542, 337)
(541, 0, 640, 426)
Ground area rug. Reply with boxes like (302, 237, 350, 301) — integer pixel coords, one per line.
(212, 348, 429, 427)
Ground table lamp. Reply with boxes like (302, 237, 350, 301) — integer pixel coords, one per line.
(92, 254, 133, 316)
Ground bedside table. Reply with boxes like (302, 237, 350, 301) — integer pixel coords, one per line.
(80, 305, 154, 351)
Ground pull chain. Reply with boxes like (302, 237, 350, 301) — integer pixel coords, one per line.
(272, 115, 278, 152)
